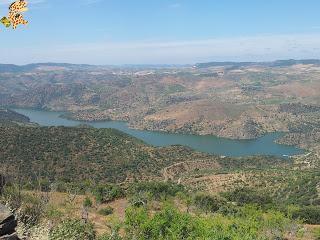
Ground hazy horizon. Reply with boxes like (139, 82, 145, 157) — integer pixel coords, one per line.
(2, 58, 320, 67)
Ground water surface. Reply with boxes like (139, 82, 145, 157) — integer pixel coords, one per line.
(13, 108, 304, 158)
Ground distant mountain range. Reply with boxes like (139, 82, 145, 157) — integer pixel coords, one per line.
(0, 63, 98, 73)
(1, 59, 320, 73)
(195, 59, 320, 68)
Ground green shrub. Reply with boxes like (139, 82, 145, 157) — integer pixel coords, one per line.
(217, 203, 240, 216)
(49, 219, 96, 240)
(314, 228, 320, 240)
(194, 193, 226, 214)
(128, 181, 185, 200)
(83, 197, 93, 208)
(223, 187, 273, 206)
(46, 205, 64, 222)
(98, 206, 114, 216)
(128, 188, 152, 208)
(125, 205, 199, 239)
(291, 206, 320, 224)
(1, 184, 22, 210)
(92, 184, 124, 204)
(123, 204, 298, 240)
(18, 193, 45, 228)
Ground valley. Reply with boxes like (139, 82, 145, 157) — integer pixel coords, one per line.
(1, 60, 320, 239)
(1, 60, 319, 156)
(0, 109, 319, 239)
(12, 108, 304, 157)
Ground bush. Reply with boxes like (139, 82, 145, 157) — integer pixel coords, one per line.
(129, 193, 149, 207)
(125, 205, 198, 239)
(194, 193, 226, 214)
(49, 219, 96, 240)
(46, 205, 64, 222)
(223, 187, 273, 206)
(217, 203, 240, 216)
(291, 206, 320, 224)
(83, 197, 93, 208)
(128, 181, 185, 200)
(314, 228, 320, 240)
(18, 195, 45, 228)
(98, 206, 114, 216)
(1, 184, 23, 210)
(92, 184, 124, 204)
(123, 204, 298, 240)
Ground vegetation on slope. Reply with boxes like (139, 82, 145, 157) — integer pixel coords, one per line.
(1, 180, 319, 240)
(0, 122, 239, 186)
(0, 108, 30, 123)
(0, 113, 319, 239)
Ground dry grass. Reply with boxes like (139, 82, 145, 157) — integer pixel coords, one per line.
(34, 191, 128, 236)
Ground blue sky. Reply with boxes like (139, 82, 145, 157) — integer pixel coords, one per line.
(1, 0, 320, 64)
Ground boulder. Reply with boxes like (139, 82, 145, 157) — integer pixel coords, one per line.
(0, 232, 20, 240)
(0, 205, 19, 240)
(0, 205, 11, 225)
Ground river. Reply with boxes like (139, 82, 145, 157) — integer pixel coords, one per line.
(13, 108, 304, 158)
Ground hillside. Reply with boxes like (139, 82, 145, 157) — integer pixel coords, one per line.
(0, 109, 30, 123)
(2, 123, 243, 184)
(0, 115, 319, 239)
(1, 121, 317, 205)
(0, 125, 171, 183)
(1, 61, 320, 155)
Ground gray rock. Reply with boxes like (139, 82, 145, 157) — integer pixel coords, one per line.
(0, 216, 17, 236)
(0, 232, 20, 240)
(0, 205, 19, 240)
(0, 205, 11, 224)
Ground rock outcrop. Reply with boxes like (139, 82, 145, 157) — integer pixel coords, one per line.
(0, 204, 19, 240)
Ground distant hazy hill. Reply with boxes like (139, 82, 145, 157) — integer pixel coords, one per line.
(0, 63, 98, 73)
(196, 59, 320, 68)
(2, 59, 320, 72)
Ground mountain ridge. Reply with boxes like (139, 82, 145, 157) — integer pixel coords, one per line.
(1, 59, 320, 72)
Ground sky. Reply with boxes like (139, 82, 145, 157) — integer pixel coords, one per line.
(0, 0, 320, 64)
